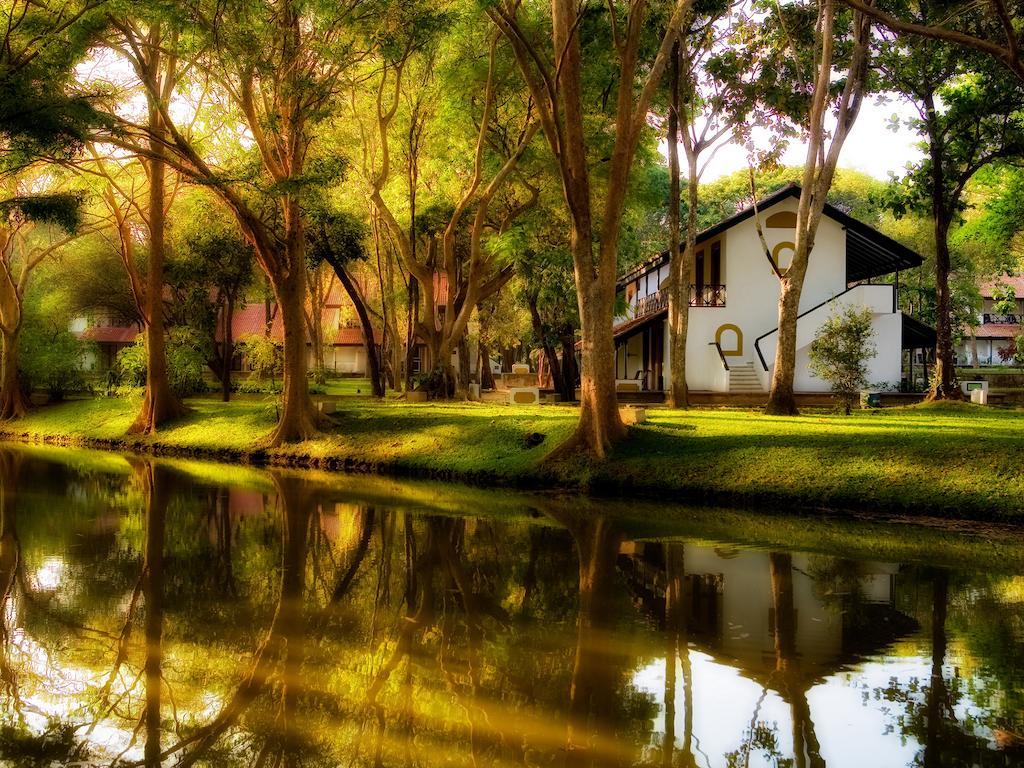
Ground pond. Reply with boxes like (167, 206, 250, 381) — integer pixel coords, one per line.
(0, 444, 1022, 767)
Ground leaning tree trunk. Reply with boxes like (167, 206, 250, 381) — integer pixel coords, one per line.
(0, 329, 29, 420)
(130, 113, 187, 434)
(334, 265, 384, 397)
(267, 267, 320, 445)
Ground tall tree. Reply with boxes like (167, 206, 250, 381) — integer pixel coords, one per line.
(0, 187, 89, 419)
(666, 4, 732, 409)
(722, 0, 874, 414)
(92, 0, 370, 444)
(94, 14, 188, 432)
(361, 20, 540, 397)
(876, 26, 1024, 399)
(488, 0, 693, 456)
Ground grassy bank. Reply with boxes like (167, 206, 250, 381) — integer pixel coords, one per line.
(1, 394, 1022, 520)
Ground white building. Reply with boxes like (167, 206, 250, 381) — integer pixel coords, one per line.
(614, 185, 935, 396)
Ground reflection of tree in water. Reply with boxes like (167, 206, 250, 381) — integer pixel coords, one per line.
(5, 451, 1024, 768)
(0, 450, 88, 765)
(874, 567, 1024, 768)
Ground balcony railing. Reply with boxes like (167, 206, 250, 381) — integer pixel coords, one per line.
(635, 289, 668, 319)
(627, 284, 727, 320)
(983, 313, 1021, 325)
(690, 283, 726, 307)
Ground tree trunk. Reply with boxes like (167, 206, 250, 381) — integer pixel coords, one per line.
(334, 263, 385, 397)
(929, 217, 962, 400)
(528, 293, 566, 397)
(764, 275, 804, 415)
(130, 104, 187, 434)
(456, 333, 471, 391)
(0, 330, 29, 421)
(569, 279, 625, 458)
(221, 293, 234, 402)
(141, 462, 169, 767)
(405, 277, 419, 392)
(267, 268, 320, 445)
(560, 331, 579, 402)
(479, 338, 496, 390)
(666, 41, 690, 409)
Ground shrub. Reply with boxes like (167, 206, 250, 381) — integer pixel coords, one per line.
(19, 326, 93, 401)
(998, 335, 1024, 369)
(808, 305, 877, 415)
(115, 328, 210, 397)
(115, 335, 147, 387)
(238, 334, 283, 384)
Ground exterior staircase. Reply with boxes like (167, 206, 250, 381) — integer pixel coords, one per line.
(728, 362, 763, 393)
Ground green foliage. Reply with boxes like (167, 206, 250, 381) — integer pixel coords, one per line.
(808, 305, 877, 414)
(306, 207, 368, 270)
(116, 329, 210, 397)
(19, 323, 92, 401)
(239, 334, 283, 383)
(991, 281, 1018, 316)
(0, 0, 108, 170)
(115, 336, 147, 388)
(0, 193, 83, 232)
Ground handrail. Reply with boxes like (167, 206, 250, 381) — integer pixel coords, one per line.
(753, 283, 896, 371)
(709, 341, 730, 371)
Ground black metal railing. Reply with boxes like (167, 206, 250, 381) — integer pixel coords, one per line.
(983, 313, 1021, 325)
(635, 289, 668, 318)
(709, 341, 730, 371)
(690, 283, 726, 307)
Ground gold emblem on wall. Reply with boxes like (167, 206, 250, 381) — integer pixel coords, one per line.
(715, 324, 743, 356)
(766, 211, 797, 275)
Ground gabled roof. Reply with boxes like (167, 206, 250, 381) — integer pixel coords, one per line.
(618, 184, 924, 286)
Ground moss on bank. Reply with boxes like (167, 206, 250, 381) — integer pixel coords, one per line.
(1, 395, 1022, 521)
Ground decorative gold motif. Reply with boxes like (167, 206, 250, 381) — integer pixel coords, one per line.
(715, 324, 743, 356)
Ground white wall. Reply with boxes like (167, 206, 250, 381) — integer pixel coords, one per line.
(681, 197, 849, 392)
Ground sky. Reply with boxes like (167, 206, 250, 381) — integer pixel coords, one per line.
(684, 96, 926, 182)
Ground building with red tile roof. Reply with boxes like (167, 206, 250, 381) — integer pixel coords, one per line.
(958, 274, 1024, 365)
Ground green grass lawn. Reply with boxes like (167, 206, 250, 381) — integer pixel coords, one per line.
(3, 393, 1023, 519)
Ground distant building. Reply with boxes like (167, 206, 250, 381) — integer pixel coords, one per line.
(957, 274, 1024, 366)
(71, 312, 141, 371)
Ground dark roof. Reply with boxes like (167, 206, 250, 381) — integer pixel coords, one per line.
(618, 184, 923, 286)
(902, 313, 937, 349)
(612, 307, 667, 339)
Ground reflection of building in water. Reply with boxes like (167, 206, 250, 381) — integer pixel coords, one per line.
(618, 541, 916, 682)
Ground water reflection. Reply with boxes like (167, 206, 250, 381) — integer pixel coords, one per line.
(0, 446, 1022, 767)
